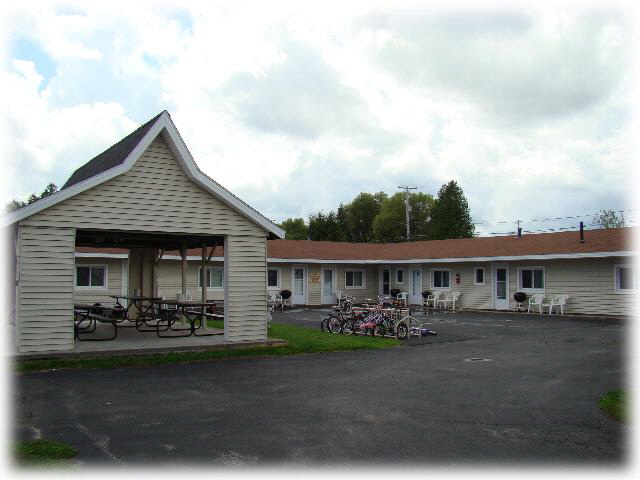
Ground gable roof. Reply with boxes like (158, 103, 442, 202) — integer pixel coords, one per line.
(76, 227, 636, 262)
(3, 111, 285, 238)
(62, 112, 163, 190)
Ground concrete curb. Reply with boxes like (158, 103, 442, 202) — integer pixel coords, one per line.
(15, 338, 289, 361)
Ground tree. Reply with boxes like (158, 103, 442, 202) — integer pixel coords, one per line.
(308, 211, 348, 241)
(279, 218, 309, 240)
(592, 209, 626, 229)
(429, 180, 475, 240)
(336, 204, 352, 242)
(372, 193, 406, 242)
(5, 183, 58, 212)
(344, 192, 387, 242)
(371, 192, 435, 242)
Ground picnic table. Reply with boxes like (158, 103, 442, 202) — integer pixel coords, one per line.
(152, 300, 223, 338)
(110, 295, 161, 328)
(74, 303, 118, 341)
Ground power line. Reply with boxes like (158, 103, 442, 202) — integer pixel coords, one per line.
(473, 209, 637, 226)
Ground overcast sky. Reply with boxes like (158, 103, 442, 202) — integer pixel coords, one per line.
(1, 0, 637, 236)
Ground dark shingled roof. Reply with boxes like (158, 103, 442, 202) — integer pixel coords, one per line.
(62, 111, 165, 189)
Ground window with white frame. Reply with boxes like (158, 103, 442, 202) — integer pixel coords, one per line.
(518, 267, 544, 292)
(198, 267, 224, 289)
(431, 268, 450, 289)
(474, 267, 485, 285)
(76, 265, 107, 288)
(396, 269, 405, 284)
(267, 268, 280, 289)
(615, 265, 637, 293)
(345, 269, 365, 288)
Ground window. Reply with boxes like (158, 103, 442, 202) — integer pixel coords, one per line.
(267, 268, 280, 288)
(76, 266, 106, 288)
(198, 267, 223, 289)
(396, 269, 405, 284)
(345, 269, 365, 288)
(474, 267, 485, 285)
(518, 267, 544, 292)
(431, 268, 450, 289)
(615, 265, 637, 293)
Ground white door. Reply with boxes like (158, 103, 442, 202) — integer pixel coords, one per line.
(321, 267, 336, 304)
(292, 264, 306, 305)
(493, 263, 509, 310)
(410, 268, 422, 304)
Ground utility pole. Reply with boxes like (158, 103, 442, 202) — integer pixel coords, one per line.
(398, 185, 417, 241)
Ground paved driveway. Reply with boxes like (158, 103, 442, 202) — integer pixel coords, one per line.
(14, 310, 627, 466)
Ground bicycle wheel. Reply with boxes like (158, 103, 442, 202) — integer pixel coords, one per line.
(396, 321, 408, 340)
(373, 323, 386, 337)
(320, 317, 330, 332)
(328, 316, 343, 334)
(341, 319, 354, 334)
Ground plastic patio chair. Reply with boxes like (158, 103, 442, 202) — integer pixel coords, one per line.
(549, 295, 569, 315)
(426, 291, 443, 308)
(527, 294, 545, 314)
(437, 291, 461, 310)
(396, 292, 408, 306)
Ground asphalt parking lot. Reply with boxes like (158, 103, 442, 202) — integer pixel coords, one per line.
(14, 309, 627, 467)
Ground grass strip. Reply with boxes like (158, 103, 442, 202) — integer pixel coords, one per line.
(599, 389, 627, 422)
(15, 439, 77, 466)
(16, 322, 401, 372)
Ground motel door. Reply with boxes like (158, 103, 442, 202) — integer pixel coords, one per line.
(321, 267, 336, 304)
(292, 265, 306, 305)
(493, 263, 509, 310)
(410, 268, 422, 305)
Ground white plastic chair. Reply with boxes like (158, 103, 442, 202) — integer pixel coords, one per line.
(527, 294, 545, 314)
(426, 291, 443, 308)
(549, 295, 569, 315)
(396, 292, 408, 306)
(438, 291, 461, 310)
(335, 290, 345, 306)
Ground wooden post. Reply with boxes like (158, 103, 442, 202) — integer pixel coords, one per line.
(201, 244, 207, 303)
(180, 245, 187, 298)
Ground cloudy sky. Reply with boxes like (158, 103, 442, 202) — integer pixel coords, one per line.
(0, 0, 636, 236)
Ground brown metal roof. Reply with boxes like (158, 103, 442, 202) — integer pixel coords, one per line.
(76, 227, 635, 260)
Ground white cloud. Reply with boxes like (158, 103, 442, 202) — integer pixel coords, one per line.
(1, 1, 633, 233)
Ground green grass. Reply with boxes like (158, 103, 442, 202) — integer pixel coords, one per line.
(14, 440, 77, 466)
(599, 389, 627, 422)
(16, 322, 401, 372)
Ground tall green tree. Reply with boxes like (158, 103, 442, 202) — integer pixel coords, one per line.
(336, 203, 352, 242)
(430, 180, 475, 239)
(592, 209, 625, 229)
(372, 193, 406, 242)
(5, 183, 58, 212)
(279, 218, 308, 240)
(308, 211, 348, 241)
(371, 192, 435, 242)
(344, 191, 387, 242)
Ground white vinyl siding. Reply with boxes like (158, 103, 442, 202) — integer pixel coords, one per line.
(345, 269, 365, 288)
(17, 225, 75, 353)
(21, 137, 266, 237)
(224, 235, 268, 342)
